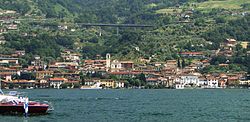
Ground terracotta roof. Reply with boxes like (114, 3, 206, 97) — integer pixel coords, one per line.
(109, 72, 140, 75)
(4, 80, 36, 83)
(0, 72, 14, 75)
(219, 64, 228, 67)
(49, 78, 66, 81)
(202, 60, 209, 63)
(228, 77, 239, 80)
(146, 78, 158, 81)
(84, 60, 106, 63)
(120, 61, 134, 64)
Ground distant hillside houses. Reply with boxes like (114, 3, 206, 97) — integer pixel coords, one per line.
(179, 52, 205, 58)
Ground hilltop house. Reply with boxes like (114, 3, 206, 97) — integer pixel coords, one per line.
(240, 41, 249, 49)
(0, 36, 6, 45)
(61, 50, 81, 62)
(219, 38, 237, 57)
(179, 52, 204, 58)
(110, 60, 134, 72)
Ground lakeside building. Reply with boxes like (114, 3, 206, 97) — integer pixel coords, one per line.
(175, 75, 200, 87)
(2, 80, 36, 89)
(37, 79, 49, 88)
(206, 76, 219, 88)
(49, 78, 67, 89)
(84, 79, 124, 88)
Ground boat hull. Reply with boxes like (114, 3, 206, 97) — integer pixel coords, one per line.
(0, 103, 49, 114)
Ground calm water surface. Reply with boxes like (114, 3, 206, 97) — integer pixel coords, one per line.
(1, 89, 250, 122)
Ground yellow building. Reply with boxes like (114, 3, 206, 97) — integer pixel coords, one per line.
(100, 79, 115, 88)
(36, 70, 54, 79)
(241, 42, 248, 49)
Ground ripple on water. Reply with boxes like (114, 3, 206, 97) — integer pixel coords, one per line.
(142, 112, 173, 117)
(2, 89, 250, 122)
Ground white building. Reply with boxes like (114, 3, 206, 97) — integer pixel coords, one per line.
(111, 60, 122, 69)
(207, 79, 219, 88)
(175, 75, 200, 86)
(174, 84, 185, 89)
(115, 81, 125, 88)
(49, 78, 66, 89)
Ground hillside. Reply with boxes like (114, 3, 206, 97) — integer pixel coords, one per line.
(0, 0, 250, 63)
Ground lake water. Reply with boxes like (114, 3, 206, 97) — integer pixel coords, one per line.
(1, 89, 250, 122)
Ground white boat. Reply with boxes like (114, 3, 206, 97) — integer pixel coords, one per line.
(0, 90, 53, 114)
(80, 82, 102, 90)
(0, 80, 53, 115)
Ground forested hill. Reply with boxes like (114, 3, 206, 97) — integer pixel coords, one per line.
(1, 0, 250, 63)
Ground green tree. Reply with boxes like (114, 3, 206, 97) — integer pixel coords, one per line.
(182, 58, 186, 68)
(177, 58, 181, 68)
(137, 73, 146, 86)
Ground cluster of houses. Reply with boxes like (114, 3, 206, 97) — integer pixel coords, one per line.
(0, 10, 19, 34)
(0, 38, 249, 89)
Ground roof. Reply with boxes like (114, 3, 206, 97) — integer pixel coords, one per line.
(120, 61, 134, 64)
(219, 64, 229, 67)
(202, 60, 209, 63)
(146, 78, 158, 81)
(226, 38, 236, 42)
(0, 72, 14, 75)
(4, 80, 36, 83)
(109, 72, 140, 75)
(84, 60, 106, 63)
(36, 70, 54, 73)
(49, 78, 66, 81)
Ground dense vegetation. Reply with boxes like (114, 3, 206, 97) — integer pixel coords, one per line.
(1, 0, 250, 72)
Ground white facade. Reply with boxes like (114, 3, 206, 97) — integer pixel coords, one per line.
(111, 60, 122, 69)
(207, 79, 219, 88)
(175, 84, 184, 89)
(0, 58, 19, 65)
(115, 82, 124, 88)
(49, 81, 64, 89)
(175, 75, 199, 86)
(198, 80, 208, 87)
